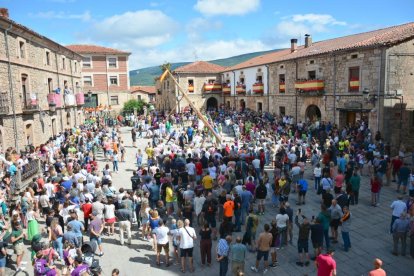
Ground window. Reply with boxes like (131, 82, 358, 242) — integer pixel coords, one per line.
(46, 51, 50, 66)
(108, 57, 117, 68)
(256, 76, 263, 83)
(83, 76, 92, 86)
(48, 78, 53, 93)
(309, 60, 315, 64)
(110, 96, 119, 105)
(308, 70, 316, 80)
(109, 76, 118, 85)
(240, 78, 245, 84)
(137, 95, 142, 101)
(62, 57, 66, 70)
(208, 79, 215, 84)
(351, 54, 358, 59)
(74, 61, 78, 73)
(279, 106, 286, 116)
(279, 74, 285, 93)
(19, 41, 25, 58)
(188, 79, 194, 93)
(63, 80, 68, 89)
(82, 57, 91, 68)
(349, 67, 360, 92)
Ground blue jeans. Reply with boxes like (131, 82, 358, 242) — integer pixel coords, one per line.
(314, 177, 321, 191)
(219, 256, 229, 276)
(53, 237, 64, 259)
(341, 231, 351, 251)
(113, 160, 119, 172)
(391, 215, 399, 233)
(272, 194, 279, 206)
(234, 209, 241, 231)
(323, 229, 330, 249)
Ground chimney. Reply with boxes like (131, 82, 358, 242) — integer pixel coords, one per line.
(290, 38, 298, 53)
(0, 8, 9, 18)
(305, 34, 312, 48)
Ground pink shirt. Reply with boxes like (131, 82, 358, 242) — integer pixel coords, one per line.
(335, 174, 345, 188)
(316, 254, 336, 276)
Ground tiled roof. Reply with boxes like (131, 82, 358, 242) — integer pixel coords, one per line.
(66, 44, 131, 55)
(174, 61, 225, 74)
(224, 22, 414, 71)
(130, 86, 156, 94)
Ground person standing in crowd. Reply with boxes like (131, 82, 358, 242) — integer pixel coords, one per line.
(231, 236, 247, 275)
(11, 222, 27, 272)
(116, 202, 133, 246)
(368, 258, 387, 276)
(315, 249, 336, 276)
(295, 210, 311, 266)
(89, 211, 104, 256)
(178, 219, 196, 273)
(329, 199, 343, 245)
(153, 219, 170, 267)
(199, 222, 212, 266)
(390, 195, 407, 233)
(216, 235, 232, 276)
(340, 206, 352, 252)
(349, 170, 361, 205)
(392, 212, 410, 256)
(251, 223, 272, 274)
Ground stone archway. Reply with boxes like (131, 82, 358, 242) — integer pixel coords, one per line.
(240, 99, 246, 111)
(206, 97, 218, 111)
(305, 104, 321, 122)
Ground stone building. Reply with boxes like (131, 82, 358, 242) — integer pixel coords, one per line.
(0, 8, 84, 151)
(66, 44, 131, 112)
(155, 61, 225, 112)
(130, 86, 156, 104)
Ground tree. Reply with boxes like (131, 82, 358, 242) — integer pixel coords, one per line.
(122, 99, 148, 115)
(160, 62, 172, 72)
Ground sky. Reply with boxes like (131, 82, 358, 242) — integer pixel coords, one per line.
(2, 0, 413, 69)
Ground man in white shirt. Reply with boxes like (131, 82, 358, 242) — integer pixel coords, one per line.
(186, 160, 196, 186)
(194, 193, 206, 226)
(276, 208, 289, 247)
(178, 219, 197, 273)
(44, 180, 55, 199)
(390, 195, 407, 233)
(152, 220, 170, 266)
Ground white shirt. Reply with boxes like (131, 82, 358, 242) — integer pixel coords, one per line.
(44, 183, 55, 197)
(194, 196, 206, 215)
(313, 167, 322, 177)
(275, 213, 289, 228)
(186, 163, 196, 175)
(252, 159, 260, 169)
(179, 226, 196, 249)
(390, 200, 407, 217)
(153, 226, 170, 244)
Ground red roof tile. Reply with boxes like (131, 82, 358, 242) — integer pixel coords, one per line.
(130, 86, 156, 94)
(66, 44, 131, 55)
(224, 49, 292, 71)
(174, 61, 225, 74)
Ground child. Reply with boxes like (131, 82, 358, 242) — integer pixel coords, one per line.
(33, 251, 58, 276)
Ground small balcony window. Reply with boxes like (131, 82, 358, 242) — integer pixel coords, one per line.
(46, 51, 50, 66)
(109, 76, 118, 86)
(308, 70, 316, 80)
(82, 57, 91, 68)
(108, 57, 117, 68)
(19, 41, 25, 58)
(83, 76, 92, 86)
(110, 96, 119, 105)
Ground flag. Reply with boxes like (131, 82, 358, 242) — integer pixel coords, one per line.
(160, 70, 169, 82)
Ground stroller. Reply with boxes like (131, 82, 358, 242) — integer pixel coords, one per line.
(81, 242, 102, 275)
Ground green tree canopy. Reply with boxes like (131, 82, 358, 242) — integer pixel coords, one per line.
(122, 99, 148, 115)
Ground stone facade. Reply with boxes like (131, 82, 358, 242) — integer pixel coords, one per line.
(0, 15, 83, 151)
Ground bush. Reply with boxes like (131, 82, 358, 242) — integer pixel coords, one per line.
(122, 99, 148, 115)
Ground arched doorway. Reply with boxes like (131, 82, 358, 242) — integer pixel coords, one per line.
(240, 99, 246, 111)
(305, 105, 321, 122)
(206, 97, 218, 111)
(25, 124, 33, 145)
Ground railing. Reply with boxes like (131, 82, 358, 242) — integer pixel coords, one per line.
(76, 93, 85, 105)
(236, 84, 246, 94)
(11, 159, 41, 192)
(64, 94, 76, 106)
(22, 93, 39, 112)
(295, 79, 325, 96)
(222, 85, 231, 94)
(279, 82, 285, 93)
(0, 92, 9, 114)
(203, 83, 222, 93)
(252, 83, 264, 94)
(47, 93, 62, 108)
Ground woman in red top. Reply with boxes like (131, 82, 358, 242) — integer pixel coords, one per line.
(195, 159, 203, 182)
(370, 175, 381, 206)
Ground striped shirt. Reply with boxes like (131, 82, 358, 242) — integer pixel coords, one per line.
(217, 238, 230, 257)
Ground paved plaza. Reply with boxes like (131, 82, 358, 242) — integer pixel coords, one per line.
(9, 127, 414, 275)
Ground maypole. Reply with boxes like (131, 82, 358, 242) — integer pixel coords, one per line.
(160, 69, 222, 145)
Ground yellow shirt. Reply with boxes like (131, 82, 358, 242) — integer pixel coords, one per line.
(202, 175, 213, 189)
(166, 187, 174, 203)
(146, 147, 154, 158)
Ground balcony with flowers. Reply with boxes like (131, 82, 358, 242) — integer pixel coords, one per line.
(203, 82, 222, 93)
(349, 77, 360, 92)
(222, 83, 231, 95)
(47, 93, 62, 109)
(279, 81, 286, 93)
(252, 82, 264, 94)
(188, 84, 194, 93)
(236, 83, 246, 95)
(76, 93, 85, 106)
(294, 79, 325, 96)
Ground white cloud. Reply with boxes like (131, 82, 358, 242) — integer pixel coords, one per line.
(194, 0, 260, 16)
(29, 11, 91, 21)
(186, 18, 222, 41)
(292, 14, 347, 26)
(88, 10, 178, 49)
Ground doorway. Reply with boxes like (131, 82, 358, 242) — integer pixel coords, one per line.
(257, 102, 263, 112)
(240, 99, 246, 111)
(206, 97, 218, 111)
(305, 105, 321, 122)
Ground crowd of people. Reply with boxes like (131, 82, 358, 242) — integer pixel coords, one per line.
(0, 107, 412, 275)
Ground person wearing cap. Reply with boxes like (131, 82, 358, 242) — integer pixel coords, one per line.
(315, 249, 336, 276)
(368, 258, 386, 276)
(89, 210, 104, 256)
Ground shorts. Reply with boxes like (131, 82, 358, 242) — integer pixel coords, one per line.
(42, 206, 50, 215)
(0, 256, 5, 268)
(399, 178, 408, 186)
(256, 250, 269, 261)
(297, 239, 309, 253)
(14, 243, 24, 255)
(180, 247, 193, 257)
(205, 215, 216, 228)
(312, 241, 322, 249)
(157, 243, 169, 253)
(105, 217, 116, 224)
(257, 199, 265, 205)
(231, 261, 245, 275)
(91, 236, 102, 245)
(330, 219, 340, 229)
(299, 190, 307, 196)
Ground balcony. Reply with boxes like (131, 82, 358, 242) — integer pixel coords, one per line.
(295, 79, 325, 96)
(203, 83, 222, 93)
(64, 94, 76, 107)
(252, 83, 264, 94)
(47, 93, 62, 108)
(279, 82, 285, 93)
(0, 92, 9, 114)
(236, 84, 246, 95)
(22, 93, 39, 113)
(222, 84, 231, 95)
(75, 93, 85, 106)
(349, 78, 359, 92)
(188, 85, 194, 93)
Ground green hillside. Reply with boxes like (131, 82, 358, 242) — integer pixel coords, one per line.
(130, 49, 281, 86)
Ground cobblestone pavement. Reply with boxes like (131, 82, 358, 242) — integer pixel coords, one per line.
(10, 127, 414, 275)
